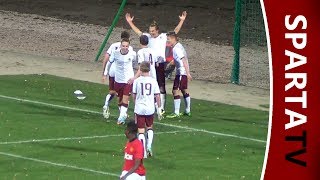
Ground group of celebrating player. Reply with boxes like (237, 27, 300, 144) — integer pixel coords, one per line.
(101, 11, 191, 180)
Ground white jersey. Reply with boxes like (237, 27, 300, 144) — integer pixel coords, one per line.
(143, 33, 167, 63)
(137, 47, 158, 79)
(109, 49, 136, 83)
(172, 42, 188, 75)
(133, 76, 160, 115)
(105, 42, 133, 77)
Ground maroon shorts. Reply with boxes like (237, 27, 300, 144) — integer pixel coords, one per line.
(114, 82, 132, 97)
(173, 75, 188, 90)
(135, 114, 154, 128)
(156, 63, 166, 88)
(108, 76, 115, 91)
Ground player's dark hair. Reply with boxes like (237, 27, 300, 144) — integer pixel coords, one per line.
(140, 35, 149, 46)
(121, 38, 130, 44)
(167, 31, 178, 41)
(140, 61, 151, 73)
(126, 121, 138, 134)
(120, 31, 130, 39)
(149, 20, 159, 30)
(167, 31, 177, 38)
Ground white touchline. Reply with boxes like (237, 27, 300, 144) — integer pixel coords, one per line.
(0, 94, 266, 143)
(0, 151, 119, 177)
(0, 130, 193, 145)
(259, 0, 273, 179)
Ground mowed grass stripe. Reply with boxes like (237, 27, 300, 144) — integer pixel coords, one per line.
(0, 94, 266, 143)
(0, 151, 119, 177)
(0, 130, 193, 145)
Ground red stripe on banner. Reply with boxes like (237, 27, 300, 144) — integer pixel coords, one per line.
(262, 0, 320, 179)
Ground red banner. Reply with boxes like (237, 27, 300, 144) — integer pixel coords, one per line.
(261, 0, 320, 179)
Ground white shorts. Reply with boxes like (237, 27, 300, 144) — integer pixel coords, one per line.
(120, 171, 146, 180)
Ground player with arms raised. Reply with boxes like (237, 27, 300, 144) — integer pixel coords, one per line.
(166, 31, 192, 118)
(120, 121, 146, 180)
(125, 11, 187, 116)
(106, 38, 136, 125)
(102, 31, 133, 119)
(132, 61, 162, 157)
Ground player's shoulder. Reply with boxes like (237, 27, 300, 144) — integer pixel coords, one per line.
(152, 77, 159, 84)
(160, 33, 167, 37)
(135, 76, 143, 82)
(133, 138, 143, 148)
(113, 48, 121, 54)
(173, 43, 185, 51)
(111, 42, 121, 48)
(142, 33, 151, 38)
(130, 49, 136, 54)
(137, 48, 144, 54)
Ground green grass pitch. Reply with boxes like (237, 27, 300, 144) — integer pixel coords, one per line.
(0, 74, 268, 180)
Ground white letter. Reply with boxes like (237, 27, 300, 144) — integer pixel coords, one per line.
(285, 33, 307, 49)
(285, 91, 307, 108)
(285, 15, 307, 30)
(285, 73, 307, 91)
(285, 50, 307, 71)
(285, 109, 307, 130)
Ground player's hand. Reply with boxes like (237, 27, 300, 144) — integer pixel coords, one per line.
(179, 11, 187, 21)
(102, 75, 107, 83)
(187, 73, 192, 81)
(125, 13, 134, 22)
(127, 78, 135, 85)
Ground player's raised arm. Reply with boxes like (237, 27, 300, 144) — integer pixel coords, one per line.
(125, 13, 143, 36)
(174, 11, 187, 34)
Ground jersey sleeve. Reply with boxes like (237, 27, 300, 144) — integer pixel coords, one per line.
(153, 80, 160, 94)
(134, 142, 144, 160)
(106, 44, 114, 55)
(132, 80, 137, 94)
(109, 51, 115, 63)
(174, 47, 185, 60)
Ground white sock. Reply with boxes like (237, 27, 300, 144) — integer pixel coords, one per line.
(104, 94, 112, 106)
(147, 129, 154, 149)
(138, 133, 147, 158)
(174, 98, 181, 115)
(160, 93, 166, 110)
(120, 105, 128, 117)
(184, 96, 191, 113)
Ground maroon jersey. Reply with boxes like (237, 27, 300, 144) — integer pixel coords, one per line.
(122, 138, 146, 175)
(165, 42, 173, 62)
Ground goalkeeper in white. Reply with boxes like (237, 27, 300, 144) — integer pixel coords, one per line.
(132, 61, 162, 157)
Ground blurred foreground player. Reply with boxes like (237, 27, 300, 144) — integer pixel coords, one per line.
(120, 121, 146, 180)
(166, 31, 192, 118)
(132, 61, 162, 157)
